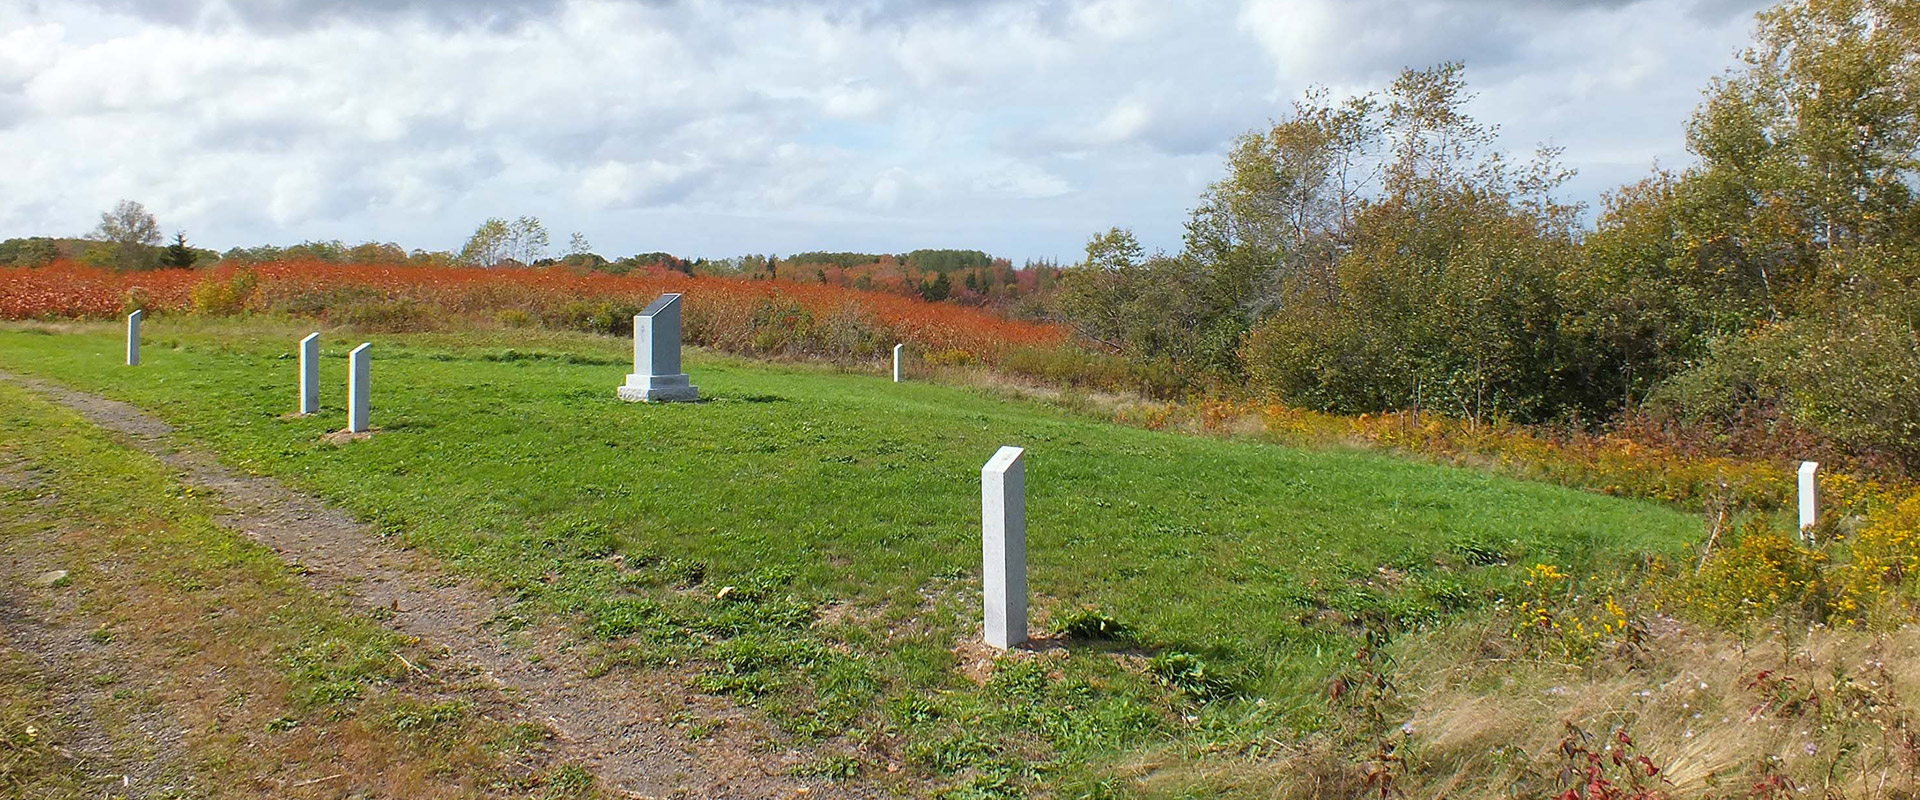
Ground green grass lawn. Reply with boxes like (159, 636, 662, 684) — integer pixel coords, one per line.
(0, 318, 1703, 796)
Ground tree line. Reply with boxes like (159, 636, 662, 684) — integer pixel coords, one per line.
(1051, 0, 1920, 468)
(0, 205, 1060, 315)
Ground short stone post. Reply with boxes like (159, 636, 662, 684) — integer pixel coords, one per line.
(982, 446, 1027, 650)
(1798, 460, 1820, 541)
(298, 333, 320, 415)
(617, 293, 699, 402)
(348, 343, 371, 433)
(126, 309, 143, 366)
(893, 343, 904, 383)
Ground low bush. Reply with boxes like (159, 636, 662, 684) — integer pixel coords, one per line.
(1052, 608, 1134, 642)
(331, 297, 438, 332)
(1148, 651, 1236, 702)
(188, 267, 256, 315)
(1649, 312, 1920, 472)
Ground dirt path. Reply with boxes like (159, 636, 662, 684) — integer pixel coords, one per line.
(0, 370, 830, 799)
(0, 459, 196, 799)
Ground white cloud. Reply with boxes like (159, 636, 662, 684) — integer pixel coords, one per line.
(1237, 0, 1341, 78)
(973, 160, 1073, 199)
(1070, 0, 1156, 40)
(577, 157, 710, 209)
(819, 82, 888, 120)
(868, 168, 909, 209)
(1091, 100, 1153, 146)
(0, 0, 1775, 261)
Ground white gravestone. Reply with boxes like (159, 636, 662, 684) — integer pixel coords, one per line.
(348, 343, 371, 433)
(126, 309, 143, 366)
(1798, 460, 1820, 540)
(617, 293, 699, 402)
(893, 343, 904, 383)
(298, 333, 320, 415)
(982, 445, 1028, 650)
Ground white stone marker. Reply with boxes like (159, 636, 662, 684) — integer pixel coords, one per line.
(1798, 460, 1820, 540)
(982, 445, 1028, 650)
(893, 343, 905, 383)
(126, 309, 143, 366)
(348, 342, 371, 433)
(617, 293, 699, 402)
(298, 333, 320, 415)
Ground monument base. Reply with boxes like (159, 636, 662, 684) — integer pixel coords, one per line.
(618, 373, 699, 403)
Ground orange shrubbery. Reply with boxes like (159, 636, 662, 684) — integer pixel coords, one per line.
(0, 261, 1068, 366)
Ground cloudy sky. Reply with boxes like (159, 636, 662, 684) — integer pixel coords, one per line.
(1, 0, 1771, 263)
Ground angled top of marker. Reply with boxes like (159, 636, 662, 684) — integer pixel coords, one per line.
(984, 446, 1025, 475)
(301, 332, 320, 345)
(641, 293, 681, 316)
(350, 342, 372, 356)
(128, 309, 144, 320)
(1799, 460, 1820, 477)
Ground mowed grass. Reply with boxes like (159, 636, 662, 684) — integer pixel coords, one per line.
(0, 319, 1703, 794)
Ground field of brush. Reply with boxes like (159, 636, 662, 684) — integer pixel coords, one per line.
(0, 317, 1710, 796)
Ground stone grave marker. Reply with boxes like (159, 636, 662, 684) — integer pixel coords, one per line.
(348, 343, 371, 433)
(126, 309, 143, 366)
(617, 293, 699, 402)
(983, 445, 1028, 649)
(299, 332, 320, 415)
(1798, 460, 1820, 541)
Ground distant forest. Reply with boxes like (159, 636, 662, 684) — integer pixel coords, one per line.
(0, 227, 1063, 317)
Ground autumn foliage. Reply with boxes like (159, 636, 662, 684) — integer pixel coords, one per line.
(0, 261, 1067, 366)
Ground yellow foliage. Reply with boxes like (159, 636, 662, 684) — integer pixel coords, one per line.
(1830, 492, 1920, 623)
(1509, 563, 1635, 661)
(188, 267, 257, 316)
(1674, 523, 1828, 628)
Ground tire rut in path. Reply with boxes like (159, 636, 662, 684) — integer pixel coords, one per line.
(1, 370, 822, 799)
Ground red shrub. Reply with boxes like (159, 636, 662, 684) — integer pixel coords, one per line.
(0, 261, 1068, 363)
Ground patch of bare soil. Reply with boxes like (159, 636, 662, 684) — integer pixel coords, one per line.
(952, 637, 1074, 686)
(319, 429, 376, 445)
(0, 370, 862, 799)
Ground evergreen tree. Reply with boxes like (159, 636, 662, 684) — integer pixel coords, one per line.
(160, 232, 196, 269)
(921, 272, 951, 302)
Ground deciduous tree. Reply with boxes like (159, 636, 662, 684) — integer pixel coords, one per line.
(90, 199, 162, 271)
(459, 218, 510, 267)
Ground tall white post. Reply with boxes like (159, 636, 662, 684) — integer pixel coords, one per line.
(893, 343, 904, 383)
(982, 446, 1028, 650)
(617, 293, 699, 402)
(126, 309, 143, 366)
(298, 333, 320, 415)
(1798, 460, 1820, 541)
(348, 343, 371, 433)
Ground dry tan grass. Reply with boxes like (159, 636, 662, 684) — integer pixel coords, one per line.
(1397, 621, 1918, 798)
(1119, 620, 1919, 799)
